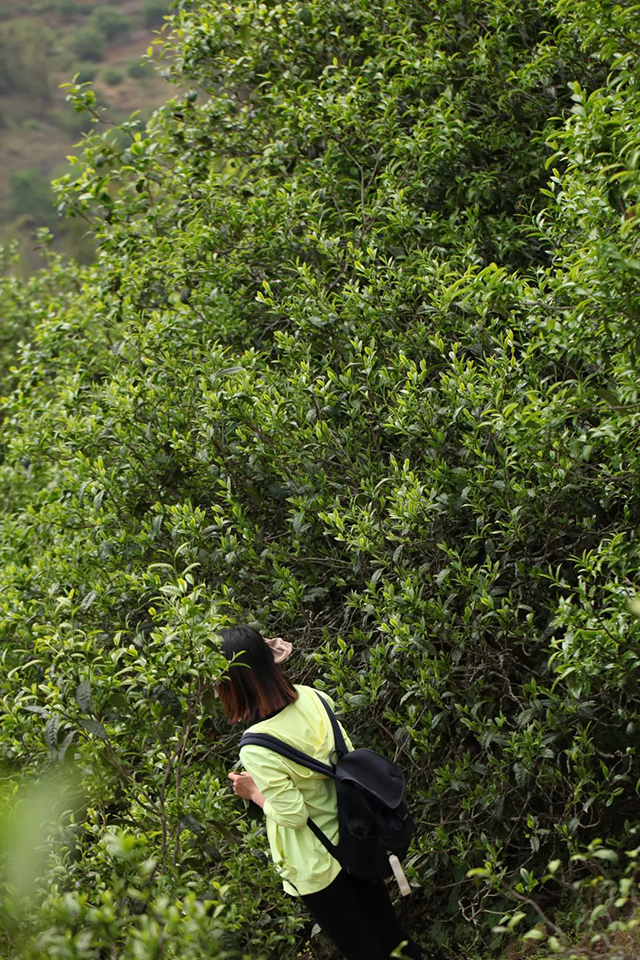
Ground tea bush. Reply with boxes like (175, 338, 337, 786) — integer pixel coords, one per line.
(68, 26, 105, 63)
(89, 6, 130, 41)
(101, 67, 125, 87)
(143, 0, 170, 29)
(128, 58, 154, 80)
(1, 0, 639, 956)
(0, 18, 52, 103)
(54, 0, 77, 21)
(469, 834, 640, 959)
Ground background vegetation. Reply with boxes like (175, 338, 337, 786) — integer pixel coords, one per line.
(0, 0, 639, 958)
(0, 0, 170, 273)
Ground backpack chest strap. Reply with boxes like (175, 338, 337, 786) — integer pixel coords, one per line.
(239, 732, 336, 778)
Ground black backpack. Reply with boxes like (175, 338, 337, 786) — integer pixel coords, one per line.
(240, 692, 414, 882)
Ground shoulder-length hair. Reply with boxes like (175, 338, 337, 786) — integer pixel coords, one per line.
(217, 625, 298, 724)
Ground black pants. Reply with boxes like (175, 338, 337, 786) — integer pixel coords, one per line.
(301, 870, 423, 960)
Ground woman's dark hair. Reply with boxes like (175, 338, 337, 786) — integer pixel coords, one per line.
(217, 625, 298, 723)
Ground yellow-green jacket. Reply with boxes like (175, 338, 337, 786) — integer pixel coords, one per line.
(239, 684, 354, 896)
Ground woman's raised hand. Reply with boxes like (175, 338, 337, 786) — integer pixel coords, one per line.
(229, 770, 259, 800)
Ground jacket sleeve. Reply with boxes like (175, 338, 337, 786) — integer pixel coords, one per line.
(239, 745, 308, 829)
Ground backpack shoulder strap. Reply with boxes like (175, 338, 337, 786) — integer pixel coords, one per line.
(307, 817, 340, 860)
(315, 692, 350, 757)
(240, 732, 336, 778)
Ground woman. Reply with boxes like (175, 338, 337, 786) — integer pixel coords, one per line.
(219, 624, 424, 960)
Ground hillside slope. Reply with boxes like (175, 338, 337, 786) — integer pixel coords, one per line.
(0, 1, 639, 958)
(0, 0, 170, 272)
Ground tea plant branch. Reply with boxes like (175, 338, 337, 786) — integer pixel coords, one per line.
(500, 880, 566, 938)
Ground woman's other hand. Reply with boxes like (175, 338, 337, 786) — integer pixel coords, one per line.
(229, 771, 265, 807)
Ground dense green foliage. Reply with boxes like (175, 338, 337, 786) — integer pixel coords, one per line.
(1, 0, 640, 957)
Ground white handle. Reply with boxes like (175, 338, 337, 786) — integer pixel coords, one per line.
(389, 854, 411, 896)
